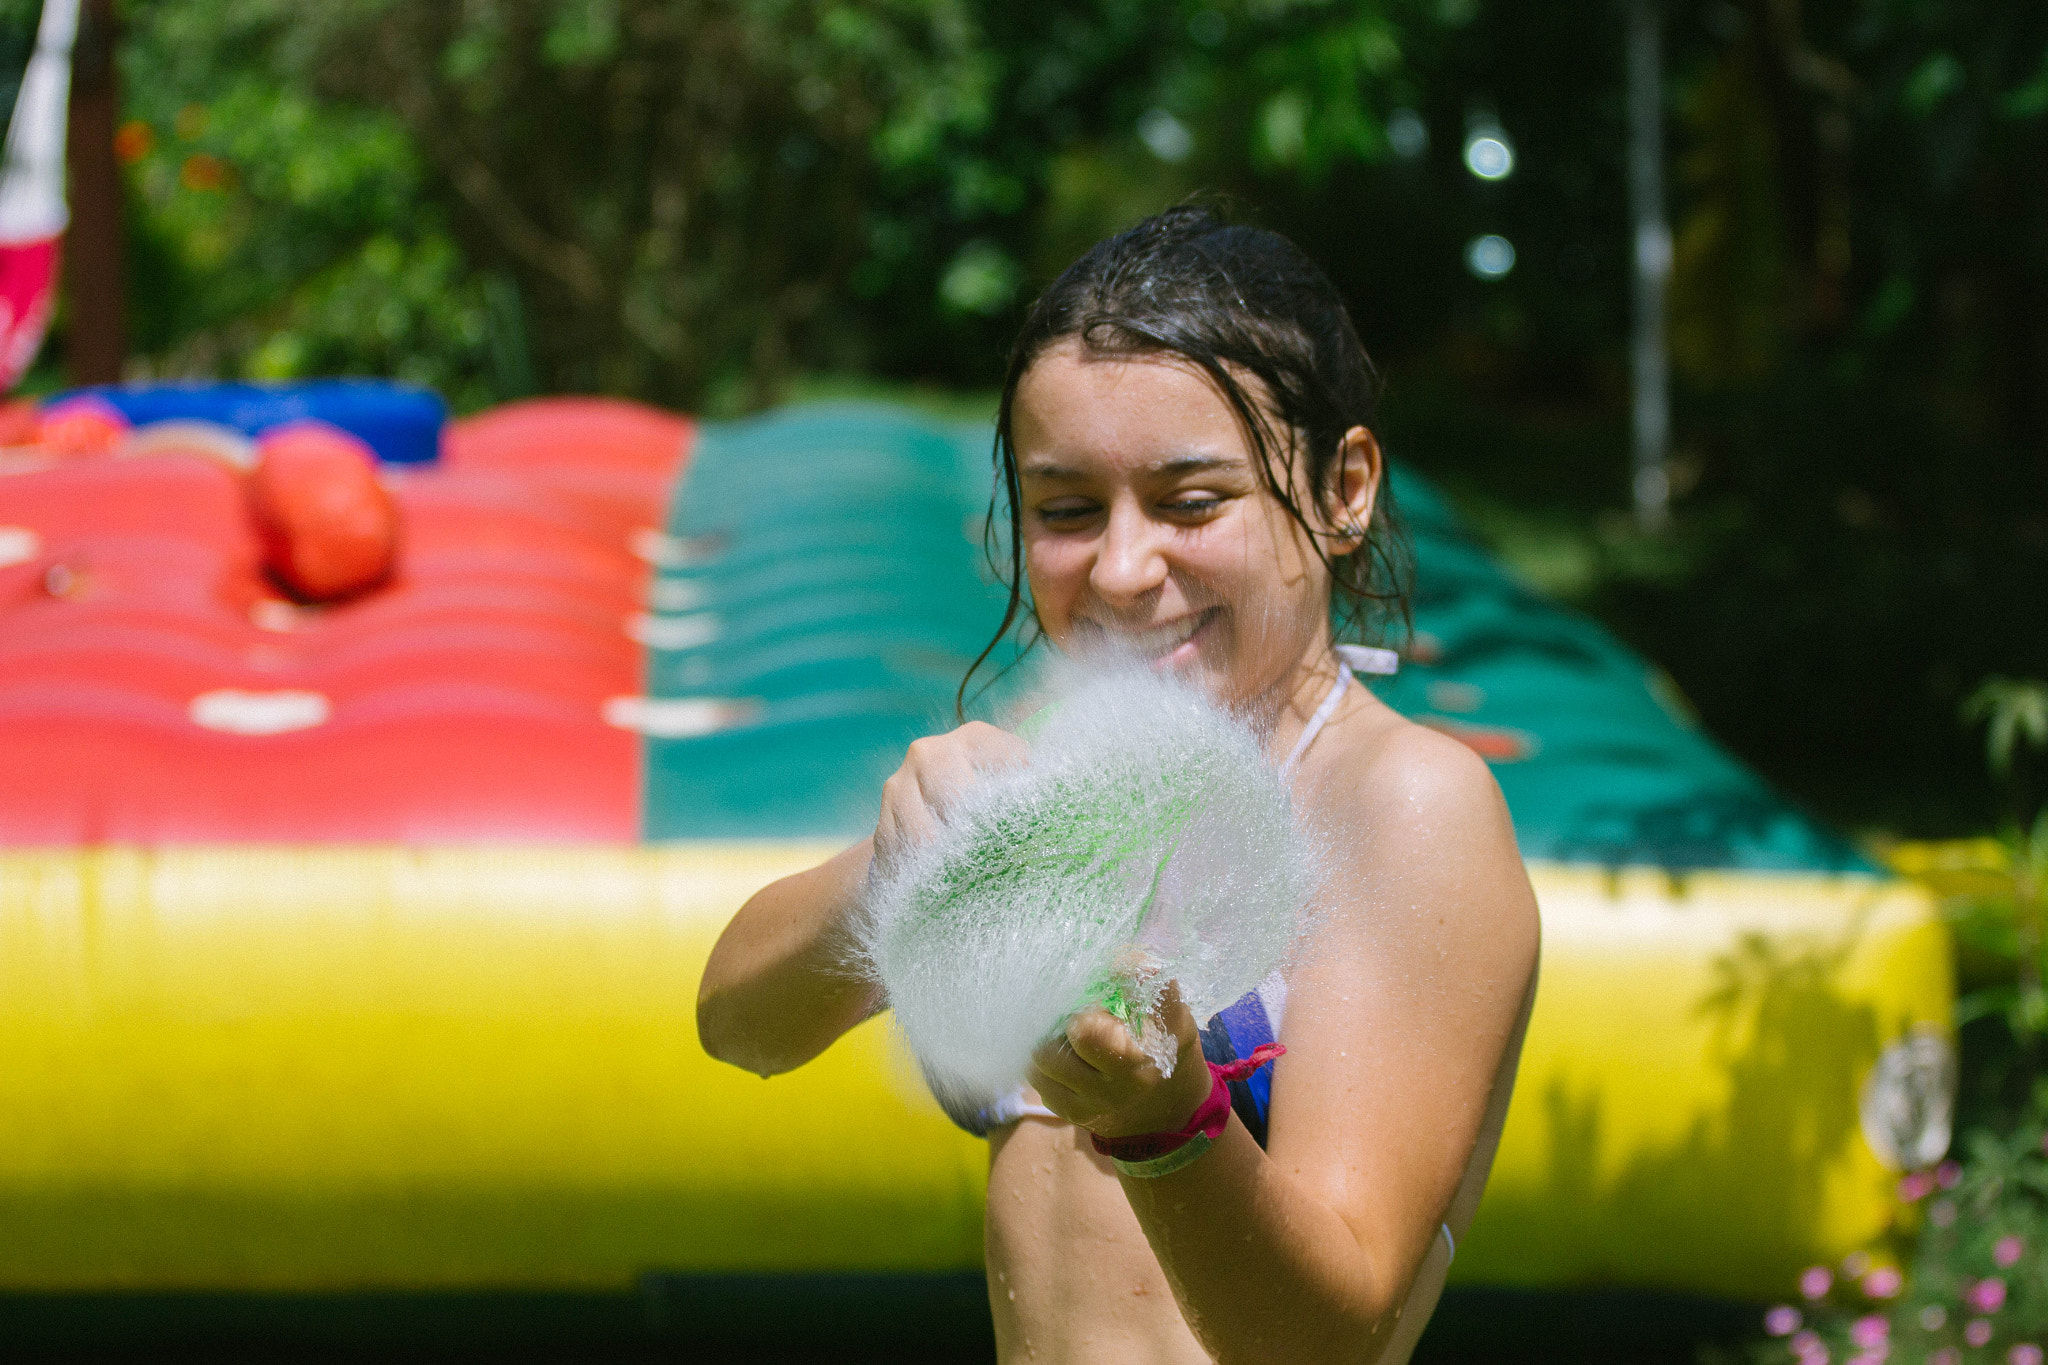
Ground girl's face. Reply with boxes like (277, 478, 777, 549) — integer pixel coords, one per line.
(1011, 340, 1375, 712)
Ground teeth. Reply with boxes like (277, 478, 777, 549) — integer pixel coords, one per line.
(1114, 614, 1204, 656)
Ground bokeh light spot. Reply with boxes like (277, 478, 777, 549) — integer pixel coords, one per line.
(1463, 131, 1514, 179)
(1465, 234, 1515, 280)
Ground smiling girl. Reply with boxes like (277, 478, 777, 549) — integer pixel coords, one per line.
(698, 207, 1540, 1365)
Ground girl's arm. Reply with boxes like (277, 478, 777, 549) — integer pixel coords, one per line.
(696, 838, 880, 1077)
(1028, 724, 1540, 1364)
(697, 721, 1030, 1077)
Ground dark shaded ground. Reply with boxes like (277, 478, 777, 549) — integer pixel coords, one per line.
(0, 1281, 1758, 1364)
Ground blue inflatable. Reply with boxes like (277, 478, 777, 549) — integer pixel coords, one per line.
(54, 379, 446, 465)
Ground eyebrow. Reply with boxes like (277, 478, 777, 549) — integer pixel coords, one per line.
(1020, 454, 1244, 479)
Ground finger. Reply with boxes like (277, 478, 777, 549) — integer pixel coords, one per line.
(961, 721, 1031, 773)
(1022, 1066, 1092, 1124)
(905, 734, 973, 804)
(920, 725, 1029, 817)
(915, 758, 978, 821)
(878, 773, 938, 851)
(1064, 1006, 1147, 1076)
(1031, 1030, 1107, 1092)
(941, 732, 1025, 808)
(1156, 978, 1201, 1048)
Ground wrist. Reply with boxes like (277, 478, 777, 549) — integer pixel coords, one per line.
(1158, 1044, 1217, 1131)
(1091, 1043, 1284, 1179)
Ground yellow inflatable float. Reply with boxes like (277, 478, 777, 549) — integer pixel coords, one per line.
(0, 848, 1946, 1303)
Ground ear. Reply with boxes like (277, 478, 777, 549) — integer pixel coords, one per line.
(1331, 426, 1383, 552)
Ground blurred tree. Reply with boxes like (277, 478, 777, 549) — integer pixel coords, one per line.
(110, 2, 500, 406)
(1598, 0, 2048, 833)
(303, 0, 1010, 410)
(101, 0, 1446, 410)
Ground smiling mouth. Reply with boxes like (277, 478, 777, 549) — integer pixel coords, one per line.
(1087, 608, 1219, 659)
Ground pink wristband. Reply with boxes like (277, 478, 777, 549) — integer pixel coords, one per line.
(1090, 1043, 1285, 1165)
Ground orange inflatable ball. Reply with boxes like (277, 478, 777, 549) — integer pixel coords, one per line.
(247, 420, 399, 602)
(0, 397, 42, 446)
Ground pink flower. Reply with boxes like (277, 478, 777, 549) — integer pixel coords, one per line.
(1850, 1315, 1890, 1348)
(1801, 1266, 1836, 1299)
(1931, 1200, 1960, 1228)
(1997, 1235, 2026, 1268)
(1791, 1328, 1824, 1356)
(1968, 1278, 2010, 1314)
(1898, 1171, 1937, 1201)
(2010, 1345, 2045, 1365)
(1930, 1350, 1960, 1365)
(1765, 1305, 1804, 1336)
(1847, 1352, 1887, 1365)
(1921, 1304, 1949, 1331)
(1968, 1319, 1997, 1348)
(1863, 1266, 1904, 1299)
(1937, 1159, 1964, 1189)
(1844, 1251, 1874, 1278)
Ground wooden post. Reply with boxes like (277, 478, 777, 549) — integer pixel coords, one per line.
(63, 0, 122, 384)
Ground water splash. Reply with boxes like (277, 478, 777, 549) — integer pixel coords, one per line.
(858, 656, 1315, 1114)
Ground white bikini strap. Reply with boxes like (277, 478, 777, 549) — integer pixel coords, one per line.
(1279, 668, 1351, 782)
(1277, 645, 1400, 783)
(1335, 643, 1400, 676)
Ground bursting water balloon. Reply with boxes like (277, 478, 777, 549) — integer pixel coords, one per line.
(858, 658, 1314, 1114)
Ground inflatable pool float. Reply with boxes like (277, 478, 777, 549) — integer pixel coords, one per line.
(0, 394, 1950, 1307)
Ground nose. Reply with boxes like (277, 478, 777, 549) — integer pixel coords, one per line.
(1089, 498, 1168, 606)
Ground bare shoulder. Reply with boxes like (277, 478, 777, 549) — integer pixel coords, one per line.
(1301, 698, 1538, 958)
(1314, 701, 1516, 847)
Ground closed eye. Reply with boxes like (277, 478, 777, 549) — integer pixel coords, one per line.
(1035, 501, 1099, 526)
(1031, 491, 1233, 527)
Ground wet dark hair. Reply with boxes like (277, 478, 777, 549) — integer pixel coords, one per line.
(962, 204, 1411, 710)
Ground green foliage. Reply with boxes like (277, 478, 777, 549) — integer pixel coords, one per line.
(1587, 0, 2048, 837)
(1947, 682, 2048, 1057)
(1948, 813, 2048, 1047)
(1733, 1122, 2048, 1365)
(103, 0, 1455, 412)
(1728, 695, 2048, 1363)
(117, 0, 989, 408)
(1967, 682, 2048, 785)
(115, 1, 501, 407)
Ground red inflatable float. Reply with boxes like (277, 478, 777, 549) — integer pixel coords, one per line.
(0, 396, 694, 845)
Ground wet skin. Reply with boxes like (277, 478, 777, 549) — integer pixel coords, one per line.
(698, 345, 1540, 1364)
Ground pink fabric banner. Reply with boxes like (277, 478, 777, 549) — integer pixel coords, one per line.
(0, 235, 58, 391)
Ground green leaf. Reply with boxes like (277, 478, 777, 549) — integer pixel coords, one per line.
(543, 0, 622, 67)
(1904, 52, 1964, 117)
(938, 240, 1021, 316)
(1957, 985, 2017, 1026)
(1963, 678, 2048, 779)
